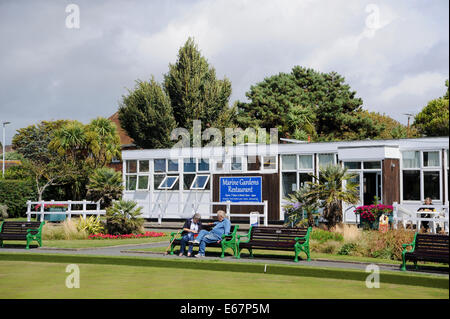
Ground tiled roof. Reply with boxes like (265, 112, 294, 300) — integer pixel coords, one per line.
(108, 112, 135, 147)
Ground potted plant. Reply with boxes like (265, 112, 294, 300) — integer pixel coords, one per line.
(35, 203, 68, 222)
(354, 203, 393, 230)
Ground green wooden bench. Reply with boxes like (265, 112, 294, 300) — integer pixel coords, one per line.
(401, 233, 449, 271)
(236, 226, 312, 262)
(0, 221, 44, 249)
(169, 224, 239, 258)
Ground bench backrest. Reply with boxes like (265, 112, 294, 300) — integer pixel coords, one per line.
(415, 234, 449, 256)
(202, 224, 238, 236)
(250, 226, 309, 244)
(0, 221, 43, 235)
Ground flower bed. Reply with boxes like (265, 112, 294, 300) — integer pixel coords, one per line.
(354, 204, 393, 229)
(88, 231, 166, 240)
(34, 203, 68, 211)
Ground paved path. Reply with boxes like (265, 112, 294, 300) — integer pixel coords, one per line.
(1, 241, 448, 277)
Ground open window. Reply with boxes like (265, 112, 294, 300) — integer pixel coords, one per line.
(190, 175, 210, 190)
(158, 176, 179, 190)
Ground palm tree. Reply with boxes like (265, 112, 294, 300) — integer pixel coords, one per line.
(86, 167, 123, 208)
(307, 165, 359, 229)
(286, 182, 320, 227)
(86, 117, 121, 167)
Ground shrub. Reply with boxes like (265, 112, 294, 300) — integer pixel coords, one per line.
(310, 228, 344, 243)
(86, 167, 123, 208)
(0, 179, 37, 217)
(105, 200, 144, 235)
(76, 216, 105, 235)
(310, 239, 342, 254)
(337, 242, 357, 255)
(42, 219, 88, 240)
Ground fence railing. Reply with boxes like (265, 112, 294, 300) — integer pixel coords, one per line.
(392, 202, 449, 234)
(150, 200, 268, 226)
(26, 200, 106, 222)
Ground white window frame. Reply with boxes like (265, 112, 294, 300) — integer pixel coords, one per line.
(401, 150, 443, 203)
(158, 175, 179, 190)
(190, 174, 210, 190)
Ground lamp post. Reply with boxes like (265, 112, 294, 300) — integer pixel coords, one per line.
(2, 121, 11, 178)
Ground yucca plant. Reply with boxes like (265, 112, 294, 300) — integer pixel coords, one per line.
(86, 167, 124, 208)
(307, 165, 359, 229)
(105, 200, 144, 235)
(76, 216, 105, 235)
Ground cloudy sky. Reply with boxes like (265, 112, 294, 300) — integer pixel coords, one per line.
(0, 0, 448, 144)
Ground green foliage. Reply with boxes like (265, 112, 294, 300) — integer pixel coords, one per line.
(105, 200, 144, 235)
(164, 37, 232, 130)
(3, 151, 24, 161)
(86, 167, 123, 208)
(0, 179, 37, 217)
(236, 66, 378, 141)
(285, 183, 320, 227)
(310, 229, 344, 243)
(337, 242, 357, 255)
(1, 165, 32, 180)
(76, 216, 105, 235)
(118, 77, 176, 149)
(307, 165, 359, 228)
(413, 96, 449, 137)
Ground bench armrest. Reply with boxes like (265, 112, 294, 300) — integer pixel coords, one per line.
(402, 233, 417, 254)
(27, 228, 41, 234)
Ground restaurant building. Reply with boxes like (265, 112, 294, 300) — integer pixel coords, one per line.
(122, 136, 449, 224)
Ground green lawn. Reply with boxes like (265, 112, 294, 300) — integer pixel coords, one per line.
(1, 234, 170, 249)
(130, 245, 450, 268)
(0, 258, 447, 299)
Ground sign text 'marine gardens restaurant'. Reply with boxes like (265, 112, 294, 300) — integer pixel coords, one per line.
(219, 176, 263, 202)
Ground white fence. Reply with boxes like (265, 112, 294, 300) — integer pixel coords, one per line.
(26, 200, 106, 222)
(392, 202, 449, 234)
(150, 200, 268, 226)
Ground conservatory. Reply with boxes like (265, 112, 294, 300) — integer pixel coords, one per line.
(121, 136, 449, 224)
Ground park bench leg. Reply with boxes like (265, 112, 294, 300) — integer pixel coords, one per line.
(169, 243, 175, 255)
(0, 240, 3, 248)
(414, 260, 418, 270)
(249, 248, 253, 258)
(401, 253, 407, 271)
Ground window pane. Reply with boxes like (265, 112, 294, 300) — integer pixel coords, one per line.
(402, 151, 420, 168)
(424, 171, 440, 200)
(183, 174, 195, 190)
(348, 174, 360, 194)
(154, 174, 165, 189)
(282, 155, 297, 170)
(363, 161, 381, 169)
(263, 156, 276, 169)
(402, 170, 420, 200)
(191, 175, 209, 189)
(216, 159, 224, 170)
(319, 154, 334, 168)
(126, 160, 137, 173)
(298, 173, 312, 189)
(154, 159, 166, 172)
(344, 162, 361, 169)
(139, 160, 149, 173)
(198, 159, 210, 171)
(423, 151, 440, 167)
(126, 175, 137, 190)
(282, 172, 297, 198)
(247, 156, 260, 171)
(159, 176, 178, 189)
(137, 176, 149, 190)
(231, 157, 242, 170)
(184, 158, 196, 172)
(298, 155, 313, 169)
(168, 159, 178, 172)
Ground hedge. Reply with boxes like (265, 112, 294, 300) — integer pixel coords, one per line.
(0, 179, 37, 218)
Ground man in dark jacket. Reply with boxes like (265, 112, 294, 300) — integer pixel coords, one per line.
(179, 213, 202, 257)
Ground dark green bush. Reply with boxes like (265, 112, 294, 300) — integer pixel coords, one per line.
(0, 179, 37, 217)
(310, 228, 344, 243)
(337, 242, 357, 255)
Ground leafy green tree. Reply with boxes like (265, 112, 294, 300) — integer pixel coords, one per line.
(87, 117, 121, 167)
(236, 66, 379, 141)
(306, 165, 359, 229)
(413, 83, 449, 137)
(118, 78, 176, 149)
(286, 183, 320, 227)
(164, 37, 232, 131)
(105, 200, 144, 235)
(86, 167, 123, 208)
(12, 120, 69, 163)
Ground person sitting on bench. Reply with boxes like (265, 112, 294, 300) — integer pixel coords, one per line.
(192, 210, 230, 258)
(179, 213, 202, 257)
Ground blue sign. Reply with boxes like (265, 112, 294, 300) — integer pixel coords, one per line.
(219, 176, 262, 202)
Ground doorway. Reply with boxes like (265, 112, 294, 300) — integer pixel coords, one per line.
(363, 172, 382, 205)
